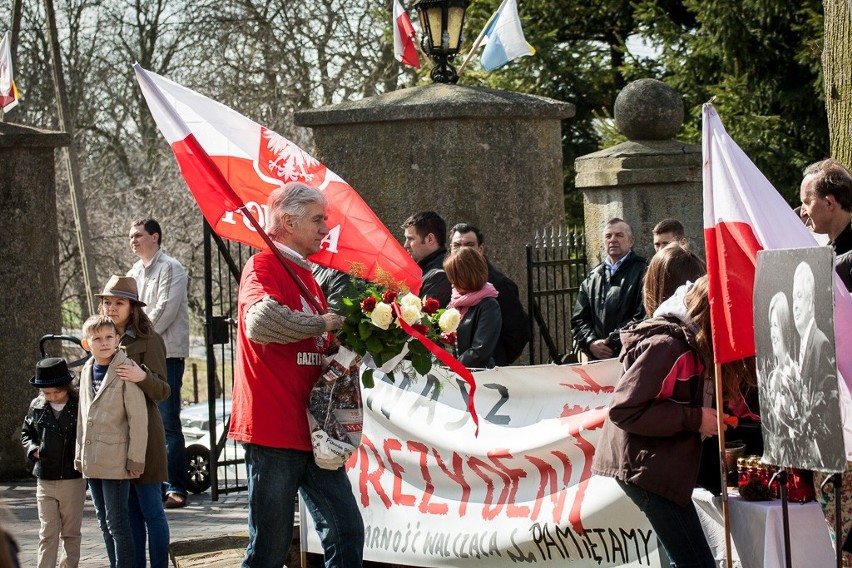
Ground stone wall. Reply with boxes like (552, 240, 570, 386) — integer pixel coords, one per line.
(576, 140, 703, 263)
(575, 79, 703, 264)
(0, 123, 68, 479)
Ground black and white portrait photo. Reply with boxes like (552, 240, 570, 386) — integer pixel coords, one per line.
(755, 247, 845, 473)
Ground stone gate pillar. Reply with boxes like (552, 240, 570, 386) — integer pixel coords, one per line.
(0, 123, 68, 479)
(575, 79, 703, 263)
(294, 84, 574, 303)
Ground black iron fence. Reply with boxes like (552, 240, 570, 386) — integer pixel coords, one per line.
(196, 221, 253, 499)
(525, 226, 587, 365)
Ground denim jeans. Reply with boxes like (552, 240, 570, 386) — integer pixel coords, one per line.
(158, 357, 188, 498)
(129, 482, 170, 568)
(617, 480, 715, 568)
(242, 444, 364, 568)
(88, 478, 134, 568)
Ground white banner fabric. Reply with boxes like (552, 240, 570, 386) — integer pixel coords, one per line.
(301, 361, 664, 567)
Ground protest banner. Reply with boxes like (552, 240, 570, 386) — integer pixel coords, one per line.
(301, 360, 664, 567)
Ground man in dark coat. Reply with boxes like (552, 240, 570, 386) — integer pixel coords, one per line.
(401, 211, 452, 307)
(571, 218, 647, 360)
(449, 223, 531, 365)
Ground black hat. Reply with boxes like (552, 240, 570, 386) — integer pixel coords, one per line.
(30, 357, 74, 387)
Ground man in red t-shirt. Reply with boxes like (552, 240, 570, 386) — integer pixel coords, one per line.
(228, 182, 364, 567)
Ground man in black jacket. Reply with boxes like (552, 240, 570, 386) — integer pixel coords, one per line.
(449, 223, 530, 365)
(571, 218, 647, 360)
(402, 211, 452, 307)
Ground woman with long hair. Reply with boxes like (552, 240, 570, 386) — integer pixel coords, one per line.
(97, 275, 171, 568)
(643, 243, 706, 316)
(763, 292, 809, 465)
(592, 276, 741, 567)
(443, 247, 502, 368)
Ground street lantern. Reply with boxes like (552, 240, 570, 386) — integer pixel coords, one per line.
(414, 0, 470, 84)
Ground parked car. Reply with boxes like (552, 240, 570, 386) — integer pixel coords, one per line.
(181, 398, 231, 443)
(180, 399, 245, 493)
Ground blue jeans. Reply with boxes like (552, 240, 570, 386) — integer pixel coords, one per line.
(158, 357, 188, 498)
(242, 444, 364, 568)
(88, 478, 134, 568)
(129, 482, 170, 568)
(617, 480, 715, 568)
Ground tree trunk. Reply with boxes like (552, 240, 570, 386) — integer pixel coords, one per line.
(823, 0, 852, 166)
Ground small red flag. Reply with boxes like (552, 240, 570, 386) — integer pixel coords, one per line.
(393, 0, 420, 68)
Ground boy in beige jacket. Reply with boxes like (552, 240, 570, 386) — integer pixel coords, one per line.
(76, 315, 147, 568)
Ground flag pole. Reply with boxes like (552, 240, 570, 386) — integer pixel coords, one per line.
(456, 30, 486, 78)
(133, 63, 325, 314)
(182, 134, 326, 314)
(412, 32, 433, 69)
(46, 0, 98, 312)
(715, 362, 734, 568)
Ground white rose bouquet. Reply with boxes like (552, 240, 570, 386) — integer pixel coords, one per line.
(336, 282, 459, 387)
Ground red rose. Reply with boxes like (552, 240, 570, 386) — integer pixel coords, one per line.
(361, 296, 377, 313)
(423, 297, 440, 315)
(440, 331, 457, 346)
(382, 290, 398, 304)
(412, 323, 429, 335)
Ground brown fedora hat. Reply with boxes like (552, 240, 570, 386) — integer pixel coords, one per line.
(95, 275, 146, 306)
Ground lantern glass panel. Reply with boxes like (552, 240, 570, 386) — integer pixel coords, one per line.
(427, 7, 443, 50)
(447, 6, 465, 51)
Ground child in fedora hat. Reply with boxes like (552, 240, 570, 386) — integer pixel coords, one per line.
(21, 357, 86, 568)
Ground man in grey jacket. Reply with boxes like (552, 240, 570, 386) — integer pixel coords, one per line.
(128, 218, 191, 508)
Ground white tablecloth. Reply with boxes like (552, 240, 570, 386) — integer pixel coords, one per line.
(693, 488, 835, 567)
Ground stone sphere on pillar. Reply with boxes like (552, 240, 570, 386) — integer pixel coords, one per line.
(614, 78, 684, 141)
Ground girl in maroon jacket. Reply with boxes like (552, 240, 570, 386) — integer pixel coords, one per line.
(593, 269, 742, 567)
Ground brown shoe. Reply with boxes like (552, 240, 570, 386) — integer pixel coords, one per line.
(164, 494, 187, 509)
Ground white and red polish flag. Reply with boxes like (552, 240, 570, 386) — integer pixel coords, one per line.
(393, 0, 420, 68)
(133, 64, 422, 294)
(703, 102, 852, 392)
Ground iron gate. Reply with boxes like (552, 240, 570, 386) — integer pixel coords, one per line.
(525, 226, 587, 364)
(199, 221, 252, 499)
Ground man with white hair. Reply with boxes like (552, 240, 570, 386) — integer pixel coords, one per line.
(228, 182, 364, 567)
(792, 261, 837, 462)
